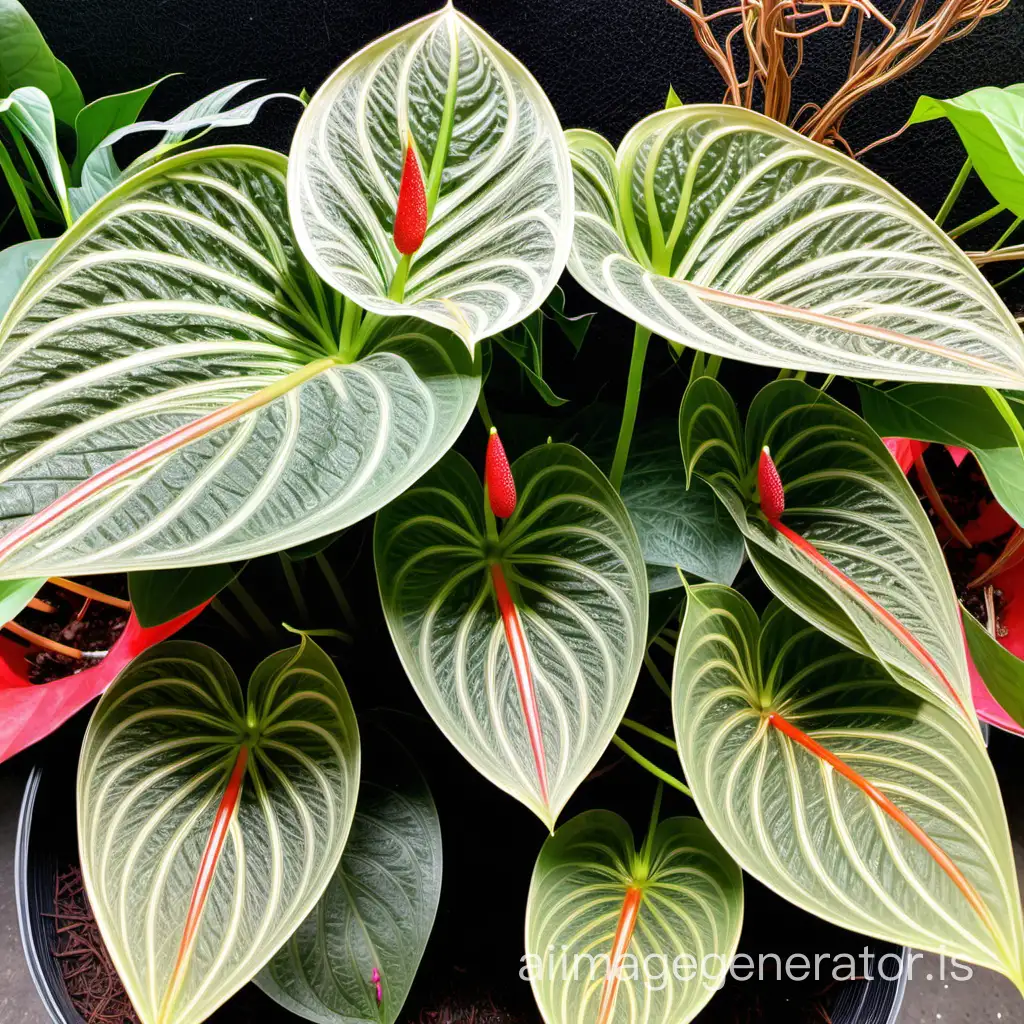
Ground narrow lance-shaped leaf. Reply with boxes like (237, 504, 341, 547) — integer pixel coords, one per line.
(77, 637, 361, 1024)
(525, 810, 743, 1024)
(258, 729, 442, 1024)
(0, 145, 478, 580)
(288, 5, 574, 347)
(566, 106, 1024, 385)
(375, 444, 648, 828)
(0, 86, 70, 223)
(679, 377, 977, 727)
(672, 584, 1024, 989)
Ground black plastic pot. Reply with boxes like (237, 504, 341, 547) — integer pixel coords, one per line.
(17, 730, 908, 1024)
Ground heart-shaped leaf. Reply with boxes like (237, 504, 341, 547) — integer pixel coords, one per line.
(0, 145, 478, 580)
(77, 636, 360, 1024)
(258, 730, 441, 1024)
(909, 86, 1024, 217)
(566, 107, 1024, 385)
(375, 444, 648, 828)
(859, 382, 1024, 528)
(679, 377, 976, 726)
(288, 5, 573, 347)
(673, 584, 1024, 989)
(525, 810, 743, 1024)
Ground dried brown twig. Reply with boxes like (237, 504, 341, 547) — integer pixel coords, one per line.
(663, 0, 1008, 149)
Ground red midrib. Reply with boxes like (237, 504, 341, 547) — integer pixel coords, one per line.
(596, 887, 643, 1024)
(489, 563, 549, 809)
(157, 745, 249, 1023)
(768, 710, 998, 938)
(771, 518, 970, 719)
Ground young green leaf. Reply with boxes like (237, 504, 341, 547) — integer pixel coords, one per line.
(859, 382, 1024, 527)
(566, 106, 1024, 385)
(288, 5, 574, 348)
(679, 377, 976, 726)
(77, 637, 361, 1024)
(374, 445, 648, 828)
(128, 564, 242, 628)
(673, 584, 1024, 990)
(525, 810, 743, 1024)
(257, 732, 441, 1024)
(0, 146, 478, 579)
(963, 607, 1024, 732)
(0, 86, 70, 222)
(909, 85, 1024, 217)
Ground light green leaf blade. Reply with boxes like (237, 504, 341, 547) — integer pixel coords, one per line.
(566, 106, 1024, 386)
(289, 5, 573, 348)
(910, 86, 1024, 217)
(858, 381, 1024, 527)
(0, 575, 43, 622)
(679, 377, 976, 726)
(525, 810, 743, 1024)
(77, 637, 361, 1024)
(0, 86, 70, 222)
(963, 607, 1024, 732)
(257, 731, 441, 1024)
(0, 145, 478, 579)
(672, 584, 1024, 989)
(0, 236, 54, 317)
(374, 445, 648, 828)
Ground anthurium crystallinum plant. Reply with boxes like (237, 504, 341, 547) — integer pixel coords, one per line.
(5, 1, 1024, 1024)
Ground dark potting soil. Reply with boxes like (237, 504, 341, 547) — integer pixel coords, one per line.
(46, 865, 139, 1024)
(13, 576, 129, 684)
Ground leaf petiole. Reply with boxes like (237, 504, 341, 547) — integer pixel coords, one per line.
(0, 138, 40, 239)
(610, 323, 652, 491)
(611, 735, 691, 797)
(934, 156, 972, 228)
(947, 203, 1005, 240)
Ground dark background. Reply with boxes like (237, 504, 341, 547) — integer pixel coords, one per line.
(6, 3, 1024, 1022)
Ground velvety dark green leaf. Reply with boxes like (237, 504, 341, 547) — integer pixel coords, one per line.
(375, 444, 648, 827)
(566, 107, 1024, 385)
(620, 421, 743, 589)
(909, 86, 1024, 217)
(128, 564, 241, 627)
(680, 377, 976, 726)
(674, 584, 1024, 989)
(78, 637, 361, 1024)
(258, 732, 441, 1024)
(963, 607, 1024, 731)
(526, 810, 743, 1024)
(0, 146, 479, 579)
(858, 382, 1024, 527)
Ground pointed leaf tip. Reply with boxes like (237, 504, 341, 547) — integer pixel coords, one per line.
(394, 143, 427, 255)
(486, 429, 517, 519)
(758, 446, 785, 522)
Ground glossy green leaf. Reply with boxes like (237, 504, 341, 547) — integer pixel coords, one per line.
(859, 382, 1024, 527)
(0, 86, 70, 222)
(0, 0, 82, 122)
(71, 76, 169, 182)
(673, 584, 1024, 988)
(258, 732, 441, 1024)
(289, 5, 573, 348)
(619, 421, 743, 590)
(963, 607, 1024, 731)
(77, 637, 361, 1024)
(375, 444, 648, 828)
(0, 236, 54, 317)
(525, 810, 743, 1024)
(566, 106, 1024, 385)
(679, 377, 976, 726)
(128, 564, 242, 627)
(909, 85, 1024, 217)
(0, 574, 43, 623)
(0, 145, 478, 579)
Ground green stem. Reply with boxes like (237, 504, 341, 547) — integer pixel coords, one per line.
(996, 264, 1024, 290)
(279, 554, 309, 622)
(985, 387, 1024, 455)
(8, 125, 59, 222)
(314, 552, 356, 630)
(611, 735, 692, 797)
(484, 482, 499, 545)
(0, 139, 40, 238)
(643, 653, 672, 699)
(424, 18, 460, 216)
(476, 390, 494, 432)
(935, 157, 972, 228)
(339, 297, 361, 358)
(637, 782, 664, 870)
(620, 717, 677, 750)
(227, 579, 277, 640)
(388, 253, 411, 302)
(991, 215, 1024, 252)
(652, 635, 676, 657)
(610, 324, 652, 491)
(294, 626, 352, 643)
(705, 354, 722, 379)
(947, 203, 1005, 240)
